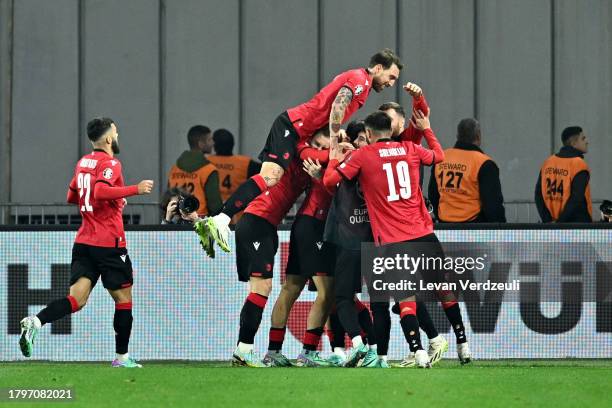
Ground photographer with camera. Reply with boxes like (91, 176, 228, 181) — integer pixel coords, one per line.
(161, 187, 202, 225)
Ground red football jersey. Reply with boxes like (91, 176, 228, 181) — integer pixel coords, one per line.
(297, 178, 332, 221)
(287, 68, 372, 140)
(244, 161, 310, 227)
(69, 150, 131, 248)
(335, 130, 444, 245)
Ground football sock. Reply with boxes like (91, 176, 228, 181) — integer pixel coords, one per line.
(442, 301, 467, 344)
(238, 293, 268, 345)
(336, 297, 362, 340)
(237, 342, 253, 354)
(303, 327, 323, 351)
(114, 301, 133, 355)
(221, 175, 268, 218)
(417, 301, 439, 339)
(351, 335, 363, 348)
(328, 312, 347, 349)
(399, 301, 423, 352)
(36, 295, 79, 325)
(355, 300, 376, 346)
(116, 353, 129, 362)
(268, 327, 286, 351)
(370, 301, 391, 356)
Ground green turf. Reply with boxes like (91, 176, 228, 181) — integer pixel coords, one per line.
(1, 360, 610, 408)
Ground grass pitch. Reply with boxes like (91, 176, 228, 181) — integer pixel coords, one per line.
(1, 360, 610, 408)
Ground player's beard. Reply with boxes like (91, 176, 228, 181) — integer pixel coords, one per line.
(111, 139, 120, 154)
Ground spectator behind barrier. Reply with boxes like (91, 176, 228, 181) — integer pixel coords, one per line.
(428, 118, 506, 223)
(535, 126, 592, 223)
(167, 125, 222, 216)
(207, 129, 261, 224)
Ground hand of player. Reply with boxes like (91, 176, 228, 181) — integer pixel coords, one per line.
(138, 180, 154, 195)
(180, 209, 200, 223)
(403, 82, 422, 98)
(329, 133, 347, 162)
(410, 108, 431, 131)
(338, 142, 355, 152)
(338, 129, 349, 143)
(165, 199, 178, 221)
(303, 158, 323, 180)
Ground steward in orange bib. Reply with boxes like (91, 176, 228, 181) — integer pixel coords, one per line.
(167, 125, 222, 216)
(428, 118, 506, 223)
(535, 126, 592, 222)
(207, 129, 262, 202)
(207, 129, 261, 224)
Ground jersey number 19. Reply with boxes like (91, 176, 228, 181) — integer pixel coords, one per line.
(382, 161, 411, 202)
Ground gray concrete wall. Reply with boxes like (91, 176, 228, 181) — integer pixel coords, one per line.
(1, 0, 610, 211)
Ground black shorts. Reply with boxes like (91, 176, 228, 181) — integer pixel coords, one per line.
(286, 215, 335, 278)
(258, 111, 299, 170)
(235, 213, 278, 282)
(70, 243, 133, 290)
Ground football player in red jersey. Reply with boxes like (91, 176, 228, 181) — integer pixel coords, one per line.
(231, 130, 338, 367)
(262, 129, 341, 367)
(376, 85, 451, 367)
(197, 49, 402, 255)
(323, 110, 471, 367)
(19, 118, 153, 368)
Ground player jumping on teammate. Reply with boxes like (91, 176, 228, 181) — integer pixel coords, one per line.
(196, 49, 402, 254)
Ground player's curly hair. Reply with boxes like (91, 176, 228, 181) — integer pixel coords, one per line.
(87, 117, 115, 142)
(369, 48, 403, 70)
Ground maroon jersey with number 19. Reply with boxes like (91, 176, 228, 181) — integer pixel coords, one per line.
(325, 129, 444, 245)
(68, 150, 137, 248)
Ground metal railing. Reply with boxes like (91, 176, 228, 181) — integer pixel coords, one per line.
(0, 203, 162, 225)
(0, 200, 606, 225)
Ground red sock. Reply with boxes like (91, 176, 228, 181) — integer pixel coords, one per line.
(303, 327, 323, 351)
(268, 327, 286, 351)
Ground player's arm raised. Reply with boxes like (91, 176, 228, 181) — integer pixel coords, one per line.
(400, 82, 430, 143)
(411, 109, 445, 165)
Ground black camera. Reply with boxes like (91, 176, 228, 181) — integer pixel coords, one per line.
(177, 195, 200, 214)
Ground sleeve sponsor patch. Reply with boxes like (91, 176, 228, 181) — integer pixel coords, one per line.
(102, 168, 113, 179)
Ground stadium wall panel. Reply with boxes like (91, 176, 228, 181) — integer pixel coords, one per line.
(11, 0, 79, 203)
(1, 228, 611, 361)
(81, 0, 161, 203)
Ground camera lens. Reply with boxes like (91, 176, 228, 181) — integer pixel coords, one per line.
(178, 195, 200, 214)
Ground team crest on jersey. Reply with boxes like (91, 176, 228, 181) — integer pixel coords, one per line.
(316, 241, 323, 250)
(355, 85, 364, 96)
(102, 168, 113, 179)
(253, 242, 260, 250)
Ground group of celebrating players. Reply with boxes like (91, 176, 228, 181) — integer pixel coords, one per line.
(19, 48, 471, 369)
